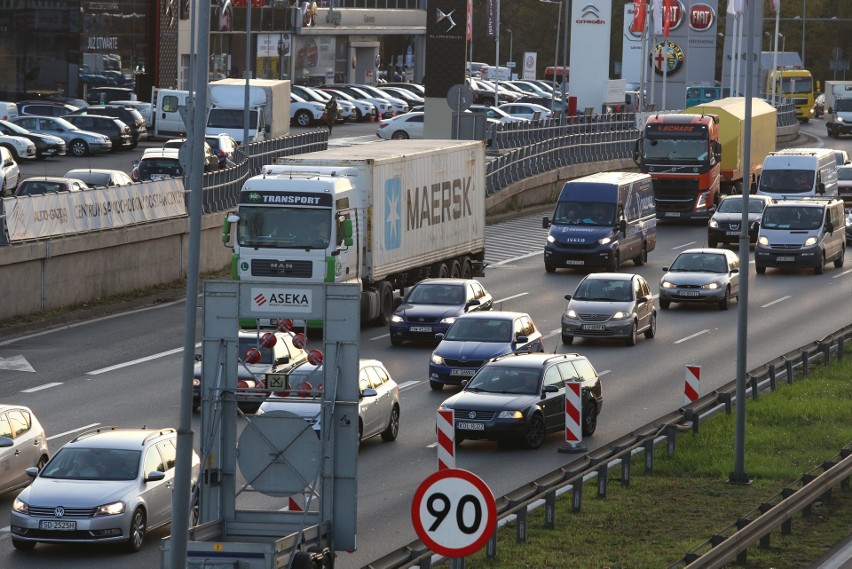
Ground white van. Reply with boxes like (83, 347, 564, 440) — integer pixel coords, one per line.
(755, 197, 846, 274)
(757, 148, 838, 199)
(0, 102, 18, 121)
(151, 88, 188, 140)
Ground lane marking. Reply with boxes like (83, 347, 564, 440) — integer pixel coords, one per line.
(369, 333, 390, 341)
(0, 355, 35, 373)
(673, 329, 710, 344)
(48, 423, 101, 441)
(762, 295, 791, 308)
(833, 269, 852, 278)
(87, 342, 201, 376)
(495, 292, 529, 304)
(21, 382, 62, 393)
(673, 241, 697, 250)
(489, 251, 541, 267)
(397, 380, 419, 391)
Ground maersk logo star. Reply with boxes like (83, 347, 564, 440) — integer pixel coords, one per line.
(384, 178, 402, 250)
(436, 8, 457, 33)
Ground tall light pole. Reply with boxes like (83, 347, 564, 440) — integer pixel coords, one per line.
(539, 0, 562, 111)
(506, 28, 513, 66)
(560, 0, 569, 125)
(802, 0, 807, 66)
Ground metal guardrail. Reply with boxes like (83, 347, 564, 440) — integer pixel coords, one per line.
(363, 324, 852, 569)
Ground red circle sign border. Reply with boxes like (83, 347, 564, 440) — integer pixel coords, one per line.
(411, 468, 497, 558)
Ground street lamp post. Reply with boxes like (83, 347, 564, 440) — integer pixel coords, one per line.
(506, 28, 513, 69)
(539, 0, 562, 111)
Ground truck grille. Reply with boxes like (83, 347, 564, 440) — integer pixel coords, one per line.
(653, 178, 699, 212)
(251, 259, 313, 278)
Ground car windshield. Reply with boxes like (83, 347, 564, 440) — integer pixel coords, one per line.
(837, 168, 852, 181)
(551, 201, 615, 226)
(407, 284, 465, 305)
(573, 279, 633, 301)
(16, 181, 66, 195)
(670, 253, 727, 273)
(237, 206, 331, 249)
(761, 207, 824, 230)
(759, 169, 814, 193)
(717, 198, 767, 214)
(445, 318, 513, 342)
(40, 448, 142, 481)
(466, 365, 541, 395)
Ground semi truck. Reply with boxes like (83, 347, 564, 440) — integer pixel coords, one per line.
(221, 139, 487, 326)
(764, 66, 814, 122)
(206, 78, 290, 144)
(634, 97, 776, 220)
(823, 80, 852, 138)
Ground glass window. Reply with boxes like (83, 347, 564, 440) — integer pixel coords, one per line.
(372, 365, 390, 386)
(7, 410, 30, 438)
(543, 365, 563, 388)
(156, 440, 177, 470)
(143, 446, 166, 474)
(358, 369, 370, 393)
(364, 366, 384, 389)
(0, 414, 12, 439)
(557, 362, 579, 382)
(571, 358, 598, 381)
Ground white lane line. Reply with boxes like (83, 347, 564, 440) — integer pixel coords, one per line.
(87, 342, 201, 376)
(489, 251, 541, 267)
(397, 381, 419, 391)
(369, 332, 390, 341)
(495, 292, 529, 304)
(0, 299, 186, 347)
(762, 295, 791, 308)
(673, 241, 697, 250)
(833, 269, 852, 278)
(48, 423, 101, 441)
(674, 329, 710, 344)
(21, 382, 62, 393)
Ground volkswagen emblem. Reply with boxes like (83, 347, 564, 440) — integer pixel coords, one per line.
(468, 411, 476, 419)
(54, 507, 65, 518)
(730, 224, 739, 230)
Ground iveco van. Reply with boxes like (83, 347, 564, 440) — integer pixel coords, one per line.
(543, 172, 656, 272)
(757, 148, 838, 199)
(755, 197, 846, 274)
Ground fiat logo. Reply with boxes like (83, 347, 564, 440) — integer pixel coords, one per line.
(664, 0, 684, 31)
(689, 3, 714, 31)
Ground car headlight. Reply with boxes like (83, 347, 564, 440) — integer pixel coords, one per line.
(546, 234, 555, 243)
(696, 192, 708, 208)
(440, 317, 457, 325)
(661, 280, 675, 289)
(565, 309, 577, 318)
(758, 235, 769, 246)
(431, 354, 445, 365)
(804, 236, 817, 247)
(837, 116, 845, 123)
(390, 315, 403, 323)
(612, 311, 627, 319)
(598, 237, 612, 245)
(94, 501, 126, 517)
(101, 136, 111, 143)
(12, 497, 28, 514)
(192, 377, 200, 387)
(497, 410, 524, 420)
(708, 219, 718, 229)
(702, 282, 720, 290)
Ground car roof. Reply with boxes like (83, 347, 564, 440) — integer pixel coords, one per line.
(66, 427, 175, 449)
(489, 352, 587, 367)
(65, 168, 127, 176)
(414, 278, 474, 286)
(678, 248, 733, 256)
(720, 193, 771, 201)
(581, 272, 637, 282)
(141, 147, 180, 158)
(21, 176, 87, 184)
(455, 310, 527, 320)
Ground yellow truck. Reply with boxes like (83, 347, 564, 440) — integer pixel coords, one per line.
(765, 67, 814, 123)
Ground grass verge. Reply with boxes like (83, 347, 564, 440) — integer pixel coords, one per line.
(439, 348, 852, 569)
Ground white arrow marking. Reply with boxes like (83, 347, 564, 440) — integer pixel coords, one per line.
(0, 355, 35, 373)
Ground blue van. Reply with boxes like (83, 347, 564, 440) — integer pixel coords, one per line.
(542, 172, 656, 272)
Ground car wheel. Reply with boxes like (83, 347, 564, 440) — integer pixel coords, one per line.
(582, 401, 598, 436)
(129, 140, 138, 150)
(708, 237, 718, 248)
(660, 298, 671, 310)
(755, 264, 766, 274)
(522, 413, 546, 450)
(644, 313, 656, 338)
(544, 262, 556, 273)
(11, 538, 35, 551)
(633, 243, 647, 266)
(390, 337, 403, 346)
(295, 110, 312, 128)
(562, 333, 574, 345)
(391, 130, 409, 140)
(719, 287, 731, 310)
(608, 252, 620, 272)
(36, 455, 48, 472)
(625, 320, 638, 346)
(0, 177, 6, 198)
(126, 507, 146, 553)
(834, 246, 845, 268)
(381, 405, 400, 441)
(815, 252, 825, 275)
(429, 380, 444, 391)
(69, 139, 90, 157)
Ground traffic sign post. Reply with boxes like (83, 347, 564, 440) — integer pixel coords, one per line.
(559, 382, 587, 454)
(411, 468, 497, 561)
(683, 364, 701, 405)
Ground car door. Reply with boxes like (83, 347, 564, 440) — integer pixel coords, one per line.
(540, 364, 565, 431)
(358, 368, 382, 439)
(367, 365, 394, 438)
(727, 252, 740, 296)
(139, 442, 171, 526)
(6, 409, 39, 485)
(633, 277, 652, 332)
(0, 412, 22, 492)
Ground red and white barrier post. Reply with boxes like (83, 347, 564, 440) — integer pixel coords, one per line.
(436, 409, 455, 470)
(683, 365, 701, 405)
(559, 382, 587, 454)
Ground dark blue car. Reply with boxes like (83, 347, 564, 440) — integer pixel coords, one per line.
(389, 278, 492, 346)
(429, 311, 544, 391)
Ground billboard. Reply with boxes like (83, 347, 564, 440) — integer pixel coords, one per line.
(425, 0, 467, 98)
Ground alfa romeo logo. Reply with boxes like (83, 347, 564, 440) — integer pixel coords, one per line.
(651, 42, 685, 76)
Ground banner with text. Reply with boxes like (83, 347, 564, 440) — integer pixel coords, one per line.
(3, 179, 187, 242)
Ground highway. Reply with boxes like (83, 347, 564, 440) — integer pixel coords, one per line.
(0, 119, 849, 568)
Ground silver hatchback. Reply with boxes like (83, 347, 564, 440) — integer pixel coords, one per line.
(0, 405, 49, 495)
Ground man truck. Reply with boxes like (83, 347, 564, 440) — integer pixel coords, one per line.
(764, 67, 814, 123)
(633, 97, 776, 220)
(221, 140, 487, 326)
(206, 78, 290, 144)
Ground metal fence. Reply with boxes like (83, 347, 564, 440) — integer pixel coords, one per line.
(365, 323, 852, 569)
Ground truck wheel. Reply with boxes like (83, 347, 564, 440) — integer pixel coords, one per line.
(608, 252, 620, 272)
(815, 253, 825, 275)
(460, 257, 473, 279)
(708, 237, 718, 248)
(294, 110, 313, 128)
(376, 281, 393, 325)
(448, 260, 461, 278)
(430, 262, 449, 278)
(755, 264, 766, 274)
(834, 246, 845, 268)
(633, 243, 647, 266)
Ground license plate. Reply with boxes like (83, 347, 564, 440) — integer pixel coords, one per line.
(665, 212, 681, 217)
(457, 422, 484, 431)
(581, 324, 606, 331)
(450, 368, 477, 377)
(150, 174, 168, 181)
(679, 291, 700, 297)
(776, 256, 795, 262)
(39, 520, 76, 531)
(565, 260, 584, 265)
(410, 326, 432, 332)
(725, 231, 739, 235)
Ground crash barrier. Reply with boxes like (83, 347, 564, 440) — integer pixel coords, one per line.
(364, 323, 852, 569)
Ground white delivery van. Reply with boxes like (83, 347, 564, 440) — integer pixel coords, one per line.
(755, 197, 846, 274)
(152, 88, 188, 139)
(0, 102, 18, 121)
(756, 148, 838, 199)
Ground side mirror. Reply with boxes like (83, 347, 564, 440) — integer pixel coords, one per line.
(542, 216, 550, 229)
(817, 182, 825, 194)
(146, 471, 166, 482)
(825, 222, 834, 233)
(393, 297, 403, 310)
(564, 294, 572, 301)
(619, 219, 628, 235)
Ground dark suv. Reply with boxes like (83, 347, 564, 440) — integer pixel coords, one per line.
(69, 105, 147, 146)
(61, 114, 133, 151)
(437, 352, 603, 449)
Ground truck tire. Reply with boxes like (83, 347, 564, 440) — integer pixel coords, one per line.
(449, 260, 461, 278)
(430, 262, 449, 278)
(834, 246, 845, 268)
(633, 243, 647, 266)
(376, 281, 393, 325)
(460, 257, 473, 279)
(608, 252, 620, 272)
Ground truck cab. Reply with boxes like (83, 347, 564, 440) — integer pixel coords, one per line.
(765, 68, 814, 123)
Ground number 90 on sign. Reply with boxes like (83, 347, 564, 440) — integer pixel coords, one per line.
(411, 468, 497, 558)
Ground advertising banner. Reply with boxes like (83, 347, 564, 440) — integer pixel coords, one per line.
(522, 52, 537, 81)
(425, 0, 466, 98)
(3, 180, 187, 242)
(569, 0, 612, 112)
(622, 3, 644, 84)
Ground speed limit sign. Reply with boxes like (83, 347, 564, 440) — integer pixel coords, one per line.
(411, 468, 497, 558)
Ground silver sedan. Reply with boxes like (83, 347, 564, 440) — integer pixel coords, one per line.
(659, 248, 741, 310)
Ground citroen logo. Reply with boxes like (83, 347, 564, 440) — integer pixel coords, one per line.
(54, 507, 65, 518)
(581, 4, 600, 18)
(436, 8, 457, 33)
